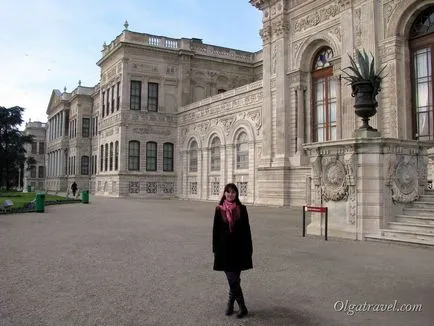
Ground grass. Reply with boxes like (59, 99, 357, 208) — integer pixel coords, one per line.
(0, 191, 74, 209)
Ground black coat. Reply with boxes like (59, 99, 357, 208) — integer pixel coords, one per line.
(212, 204, 253, 271)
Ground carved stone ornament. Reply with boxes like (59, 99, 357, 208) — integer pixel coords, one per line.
(391, 156, 419, 203)
(322, 159, 348, 202)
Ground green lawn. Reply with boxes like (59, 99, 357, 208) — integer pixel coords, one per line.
(0, 191, 71, 209)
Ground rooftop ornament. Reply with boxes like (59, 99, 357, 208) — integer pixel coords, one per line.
(124, 20, 129, 31)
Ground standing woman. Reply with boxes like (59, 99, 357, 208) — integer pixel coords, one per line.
(212, 183, 253, 319)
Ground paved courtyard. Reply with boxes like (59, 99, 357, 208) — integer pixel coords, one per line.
(1, 196, 434, 326)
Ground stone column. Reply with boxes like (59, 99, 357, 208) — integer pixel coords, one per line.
(259, 23, 272, 166)
(202, 147, 209, 200)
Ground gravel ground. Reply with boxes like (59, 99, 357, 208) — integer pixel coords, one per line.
(1, 196, 433, 326)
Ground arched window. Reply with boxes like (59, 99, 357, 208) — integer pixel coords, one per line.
(81, 156, 89, 175)
(189, 140, 198, 172)
(128, 141, 140, 171)
(312, 47, 336, 142)
(236, 132, 249, 169)
(146, 141, 157, 171)
(210, 137, 221, 171)
(410, 6, 434, 140)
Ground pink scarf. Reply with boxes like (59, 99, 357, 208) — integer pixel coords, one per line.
(219, 200, 239, 232)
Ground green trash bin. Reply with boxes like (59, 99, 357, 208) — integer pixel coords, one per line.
(35, 193, 45, 212)
(27, 185, 31, 193)
(81, 190, 89, 204)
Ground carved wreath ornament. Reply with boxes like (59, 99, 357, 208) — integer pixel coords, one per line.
(392, 158, 419, 203)
(322, 160, 348, 202)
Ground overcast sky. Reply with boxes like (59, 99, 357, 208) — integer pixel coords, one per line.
(0, 0, 262, 127)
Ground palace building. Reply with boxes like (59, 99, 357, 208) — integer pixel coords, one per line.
(36, 0, 434, 244)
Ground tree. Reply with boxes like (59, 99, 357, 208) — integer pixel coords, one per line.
(0, 106, 33, 190)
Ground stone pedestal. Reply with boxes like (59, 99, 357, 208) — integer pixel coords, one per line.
(304, 137, 431, 241)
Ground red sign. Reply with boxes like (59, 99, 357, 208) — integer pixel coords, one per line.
(305, 206, 327, 213)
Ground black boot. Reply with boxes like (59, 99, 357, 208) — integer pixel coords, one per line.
(235, 288, 248, 319)
(225, 289, 235, 316)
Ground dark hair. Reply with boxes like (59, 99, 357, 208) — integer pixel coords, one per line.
(219, 183, 242, 205)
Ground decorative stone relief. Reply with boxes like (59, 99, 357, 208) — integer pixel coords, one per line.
(247, 109, 262, 135)
(344, 149, 356, 224)
(384, 0, 402, 24)
(391, 155, 419, 203)
(271, 44, 278, 75)
(354, 8, 362, 47)
(329, 25, 342, 42)
(220, 117, 236, 135)
(338, 0, 351, 10)
(272, 17, 289, 38)
(260, 25, 272, 44)
(321, 158, 348, 202)
(292, 3, 340, 34)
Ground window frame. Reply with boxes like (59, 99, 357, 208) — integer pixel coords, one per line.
(163, 142, 174, 172)
(410, 26, 434, 140)
(146, 141, 157, 171)
(81, 156, 89, 175)
(130, 80, 142, 110)
(128, 140, 140, 171)
(147, 82, 159, 112)
(82, 118, 90, 138)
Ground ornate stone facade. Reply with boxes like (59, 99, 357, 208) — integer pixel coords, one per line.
(42, 0, 433, 212)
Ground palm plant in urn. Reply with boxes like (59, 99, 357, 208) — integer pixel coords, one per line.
(342, 49, 387, 131)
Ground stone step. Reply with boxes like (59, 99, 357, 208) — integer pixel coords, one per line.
(396, 215, 434, 225)
(411, 201, 434, 209)
(381, 229, 434, 243)
(420, 195, 434, 201)
(365, 233, 434, 247)
(388, 222, 434, 233)
(402, 207, 434, 217)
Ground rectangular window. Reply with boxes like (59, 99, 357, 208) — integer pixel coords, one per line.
(38, 142, 45, 155)
(116, 82, 120, 111)
(111, 85, 115, 113)
(104, 143, 108, 171)
(95, 117, 98, 135)
(100, 145, 104, 172)
(30, 165, 36, 178)
(147, 82, 159, 111)
(109, 142, 113, 171)
(82, 118, 90, 137)
(146, 142, 157, 171)
(130, 81, 141, 110)
(115, 141, 119, 170)
(31, 142, 37, 154)
(102, 92, 105, 117)
(81, 156, 89, 175)
(128, 141, 140, 170)
(38, 166, 44, 178)
(106, 87, 110, 116)
(163, 143, 174, 172)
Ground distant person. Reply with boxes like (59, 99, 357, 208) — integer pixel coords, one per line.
(212, 183, 253, 319)
(71, 182, 78, 197)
